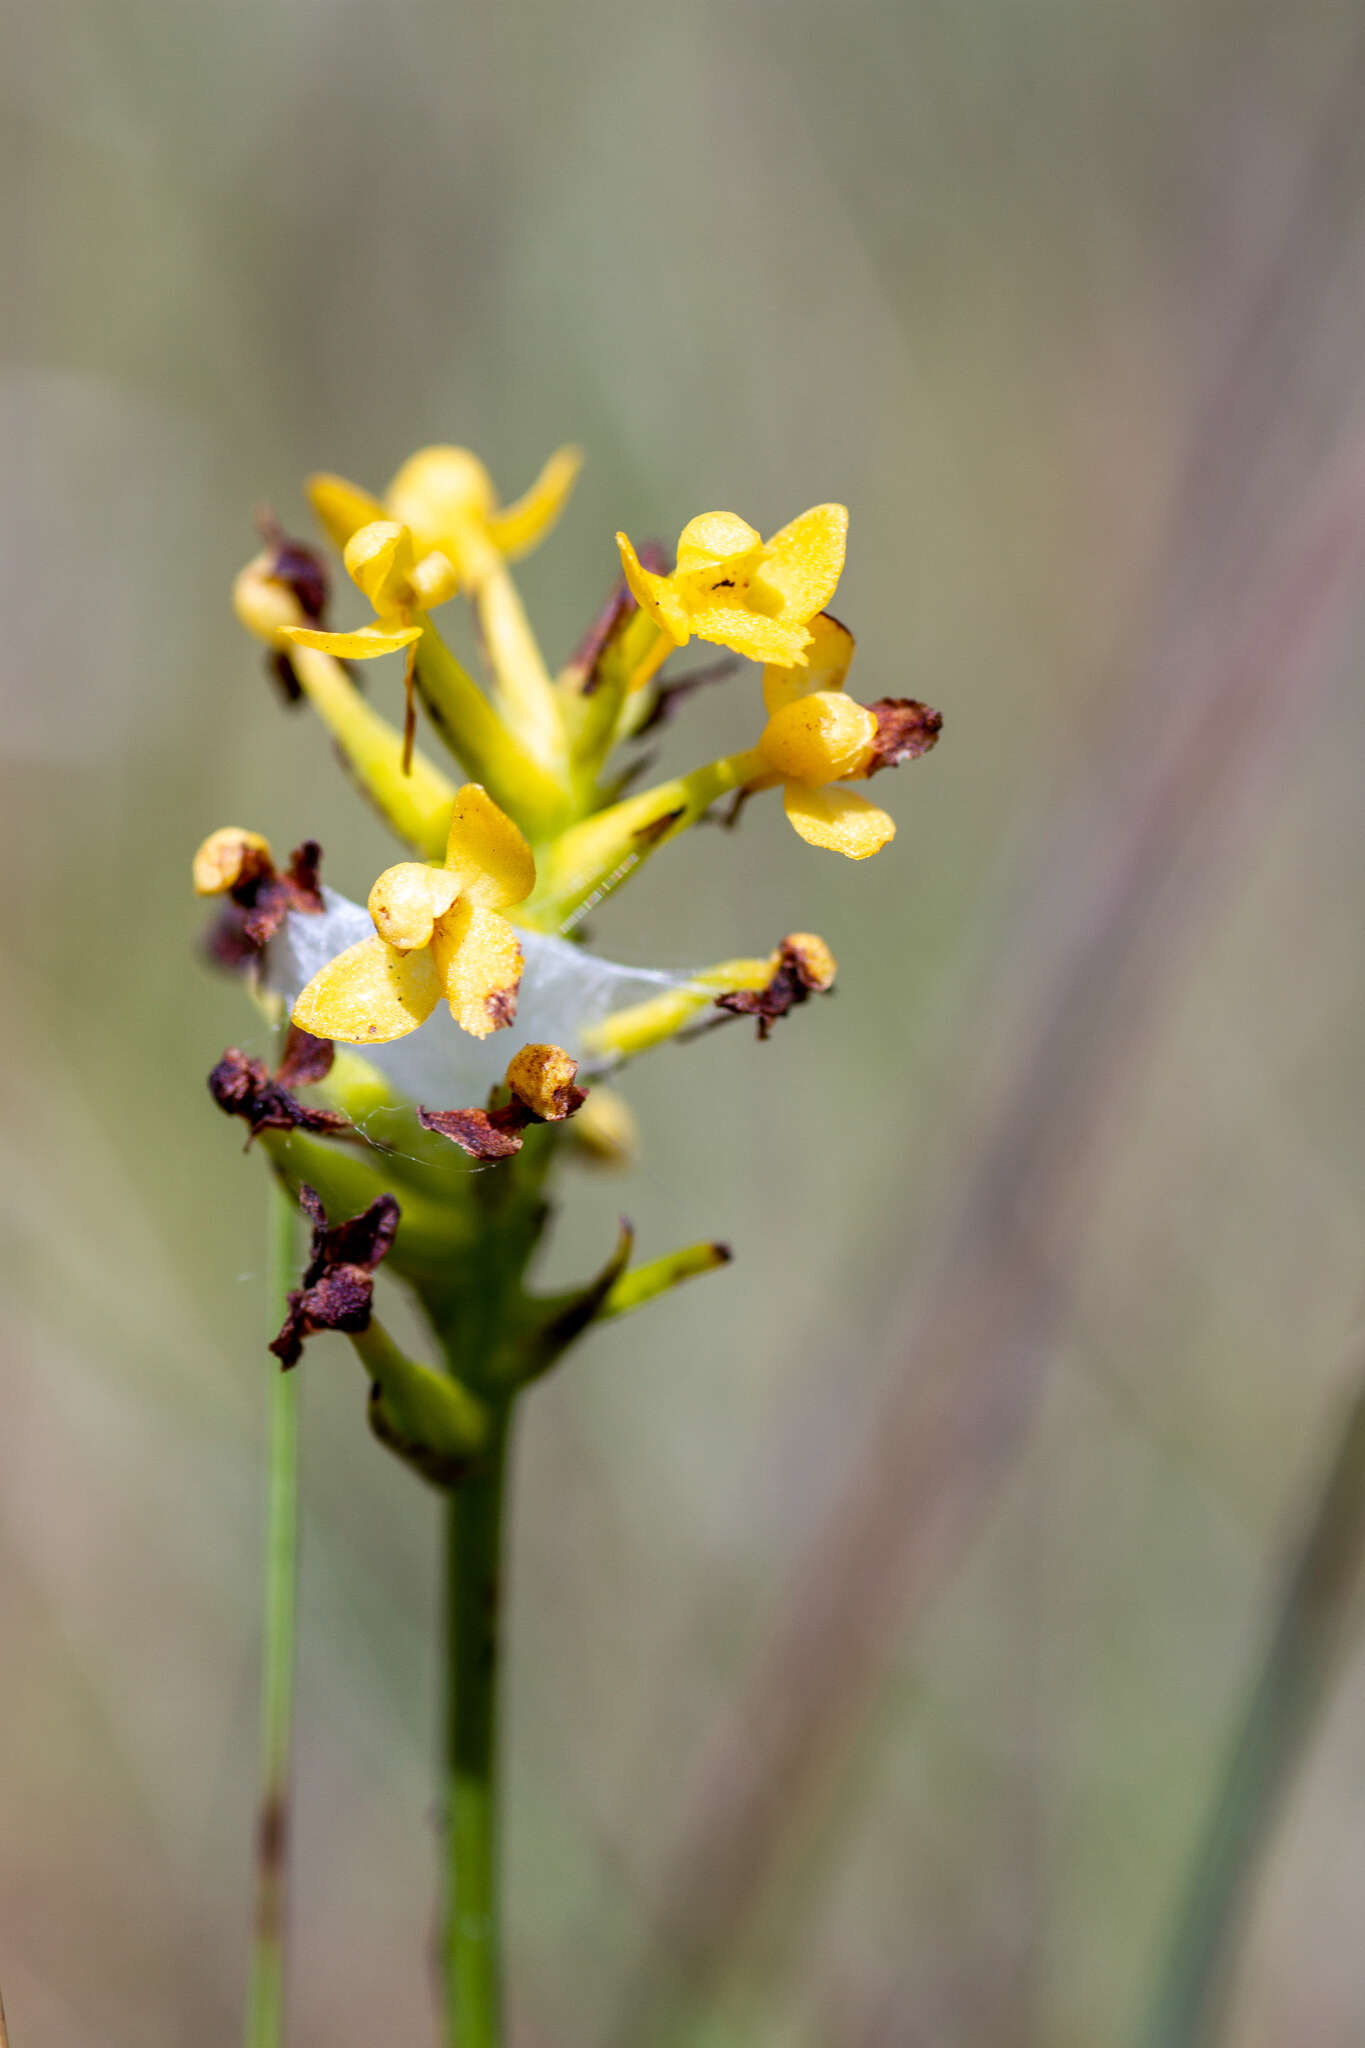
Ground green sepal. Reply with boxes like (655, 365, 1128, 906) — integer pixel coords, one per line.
(350, 1320, 490, 1489)
(520, 749, 763, 931)
(599, 1239, 733, 1319)
(504, 1218, 635, 1386)
(291, 645, 454, 859)
(559, 604, 663, 780)
(415, 623, 571, 839)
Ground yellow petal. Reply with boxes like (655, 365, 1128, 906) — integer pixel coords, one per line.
(752, 504, 848, 624)
(686, 604, 812, 666)
(616, 532, 690, 644)
(759, 692, 877, 784)
(282, 622, 423, 660)
(443, 783, 536, 909)
(429, 900, 524, 1037)
(782, 782, 895, 859)
(367, 863, 461, 950)
(675, 510, 762, 573)
(343, 521, 416, 612)
(292, 934, 442, 1043)
(385, 446, 496, 552)
(308, 472, 387, 553)
(763, 612, 855, 715)
(488, 446, 583, 559)
(193, 826, 272, 896)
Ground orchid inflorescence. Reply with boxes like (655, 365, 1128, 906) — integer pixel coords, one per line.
(203, 437, 940, 1426)
(197, 435, 941, 2044)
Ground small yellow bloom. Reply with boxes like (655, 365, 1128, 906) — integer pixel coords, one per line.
(292, 784, 535, 1043)
(615, 503, 847, 668)
(309, 444, 582, 585)
(280, 521, 461, 773)
(756, 614, 895, 860)
(282, 521, 457, 663)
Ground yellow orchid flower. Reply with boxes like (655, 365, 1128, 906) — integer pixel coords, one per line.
(755, 614, 895, 859)
(282, 520, 457, 662)
(308, 443, 582, 584)
(615, 503, 847, 671)
(280, 521, 461, 772)
(292, 784, 535, 1043)
(308, 447, 580, 784)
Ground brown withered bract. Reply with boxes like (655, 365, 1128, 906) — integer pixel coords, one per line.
(572, 542, 668, 692)
(634, 654, 741, 737)
(274, 1024, 336, 1090)
(418, 1046, 588, 1162)
(862, 698, 942, 775)
(417, 1103, 528, 1161)
(204, 839, 325, 973)
(208, 1046, 350, 1147)
(270, 1184, 400, 1368)
(715, 934, 837, 1041)
(256, 514, 330, 705)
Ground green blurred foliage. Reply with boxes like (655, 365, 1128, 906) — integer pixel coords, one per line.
(5, 1, 1365, 2042)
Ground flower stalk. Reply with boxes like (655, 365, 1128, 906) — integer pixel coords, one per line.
(244, 1178, 300, 2048)
(442, 1405, 512, 2048)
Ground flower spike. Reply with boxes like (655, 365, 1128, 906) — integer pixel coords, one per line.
(292, 785, 534, 1044)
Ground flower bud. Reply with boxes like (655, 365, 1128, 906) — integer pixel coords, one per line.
(758, 691, 877, 784)
(505, 1043, 584, 1122)
(193, 826, 274, 896)
(233, 551, 306, 648)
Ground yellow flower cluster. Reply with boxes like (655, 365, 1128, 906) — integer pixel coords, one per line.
(211, 437, 940, 1057)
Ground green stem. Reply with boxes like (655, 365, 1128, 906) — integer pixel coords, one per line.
(245, 1180, 301, 2048)
(1141, 1367, 1365, 2047)
(442, 1405, 513, 2047)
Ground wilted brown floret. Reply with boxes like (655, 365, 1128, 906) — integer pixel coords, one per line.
(714, 933, 837, 1041)
(269, 1184, 400, 1368)
(417, 1103, 528, 1161)
(418, 1045, 588, 1161)
(204, 839, 326, 973)
(208, 1047, 349, 1147)
(861, 698, 942, 775)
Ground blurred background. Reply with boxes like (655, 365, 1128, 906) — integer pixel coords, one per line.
(6, 1, 1365, 2042)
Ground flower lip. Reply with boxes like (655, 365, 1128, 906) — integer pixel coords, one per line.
(758, 692, 878, 784)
